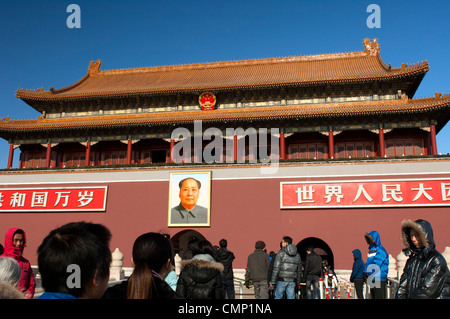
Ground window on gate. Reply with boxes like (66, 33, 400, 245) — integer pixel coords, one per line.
(288, 143, 328, 159)
(385, 138, 425, 156)
(335, 141, 374, 158)
(63, 152, 84, 167)
(102, 151, 127, 165)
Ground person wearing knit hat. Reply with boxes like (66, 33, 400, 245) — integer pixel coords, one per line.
(245, 241, 270, 299)
(255, 241, 266, 250)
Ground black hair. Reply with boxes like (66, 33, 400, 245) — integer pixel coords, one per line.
(282, 236, 293, 245)
(179, 178, 201, 189)
(127, 232, 173, 299)
(13, 229, 24, 237)
(219, 239, 227, 248)
(37, 221, 112, 298)
(191, 239, 215, 258)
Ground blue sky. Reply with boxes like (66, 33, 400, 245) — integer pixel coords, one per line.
(0, 0, 449, 168)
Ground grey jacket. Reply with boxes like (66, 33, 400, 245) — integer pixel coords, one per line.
(245, 249, 271, 282)
(270, 244, 302, 284)
(170, 203, 208, 224)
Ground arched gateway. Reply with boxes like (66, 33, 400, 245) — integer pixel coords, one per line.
(297, 237, 334, 270)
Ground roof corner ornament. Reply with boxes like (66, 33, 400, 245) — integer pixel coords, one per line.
(363, 38, 380, 56)
(88, 59, 102, 75)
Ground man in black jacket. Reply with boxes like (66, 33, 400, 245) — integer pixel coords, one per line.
(270, 236, 302, 299)
(304, 246, 323, 299)
(215, 238, 236, 299)
(245, 241, 271, 299)
(395, 219, 450, 299)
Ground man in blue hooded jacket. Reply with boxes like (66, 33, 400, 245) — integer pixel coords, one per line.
(350, 249, 365, 299)
(363, 231, 389, 299)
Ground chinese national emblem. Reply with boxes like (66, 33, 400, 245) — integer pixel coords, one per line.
(199, 92, 216, 110)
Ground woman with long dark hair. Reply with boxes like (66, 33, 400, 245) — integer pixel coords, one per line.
(103, 232, 182, 299)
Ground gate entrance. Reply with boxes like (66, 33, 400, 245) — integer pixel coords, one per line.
(171, 229, 206, 256)
(297, 237, 334, 270)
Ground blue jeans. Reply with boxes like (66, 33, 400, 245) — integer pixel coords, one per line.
(275, 281, 295, 299)
(306, 274, 320, 299)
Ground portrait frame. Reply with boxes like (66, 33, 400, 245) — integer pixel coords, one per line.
(168, 171, 211, 227)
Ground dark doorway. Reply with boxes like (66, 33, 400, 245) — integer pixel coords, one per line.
(171, 229, 206, 256)
(152, 150, 167, 163)
(297, 237, 334, 270)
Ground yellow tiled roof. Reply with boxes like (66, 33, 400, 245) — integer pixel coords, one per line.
(2, 94, 449, 132)
(16, 39, 428, 101)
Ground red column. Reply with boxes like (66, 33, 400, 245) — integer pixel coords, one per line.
(169, 138, 175, 163)
(378, 128, 385, 157)
(233, 135, 238, 162)
(280, 132, 285, 160)
(430, 125, 438, 155)
(126, 139, 132, 164)
(328, 131, 334, 159)
(45, 143, 52, 168)
(7, 144, 14, 169)
(85, 141, 91, 166)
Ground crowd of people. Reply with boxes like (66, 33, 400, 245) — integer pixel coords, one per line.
(0, 218, 449, 299)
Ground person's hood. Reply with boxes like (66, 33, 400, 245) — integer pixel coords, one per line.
(352, 249, 362, 260)
(285, 244, 298, 257)
(216, 248, 233, 260)
(2, 228, 26, 259)
(364, 231, 381, 248)
(0, 282, 26, 299)
(401, 219, 435, 255)
(180, 254, 224, 284)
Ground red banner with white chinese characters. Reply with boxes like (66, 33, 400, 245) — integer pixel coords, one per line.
(0, 186, 108, 212)
(280, 179, 450, 209)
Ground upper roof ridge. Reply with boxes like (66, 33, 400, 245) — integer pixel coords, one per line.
(98, 49, 369, 75)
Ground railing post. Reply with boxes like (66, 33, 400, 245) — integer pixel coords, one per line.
(109, 248, 124, 281)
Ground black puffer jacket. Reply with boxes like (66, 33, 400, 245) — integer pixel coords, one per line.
(270, 244, 302, 284)
(396, 219, 450, 299)
(176, 254, 225, 299)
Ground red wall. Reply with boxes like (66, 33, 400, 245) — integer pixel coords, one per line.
(1, 173, 449, 271)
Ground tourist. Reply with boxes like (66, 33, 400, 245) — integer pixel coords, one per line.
(1, 228, 35, 298)
(363, 230, 389, 299)
(350, 249, 365, 299)
(267, 250, 276, 299)
(0, 257, 26, 299)
(181, 235, 199, 260)
(103, 232, 181, 299)
(270, 236, 302, 299)
(322, 260, 337, 298)
(245, 240, 270, 299)
(165, 263, 178, 292)
(395, 219, 450, 299)
(37, 221, 112, 299)
(176, 239, 224, 299)
(215, 238, 235, 299)
(304, 246, 322, 299)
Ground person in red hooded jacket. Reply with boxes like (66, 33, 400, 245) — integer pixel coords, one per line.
(1, 228, 36, 298)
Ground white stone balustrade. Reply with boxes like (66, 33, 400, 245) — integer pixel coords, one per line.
(105, 246, 450, 284)
(109, 248, 125, 281)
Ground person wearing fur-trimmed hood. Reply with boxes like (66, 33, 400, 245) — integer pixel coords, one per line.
(176, 239, 225, 299)
(395, 219, 450, 299)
